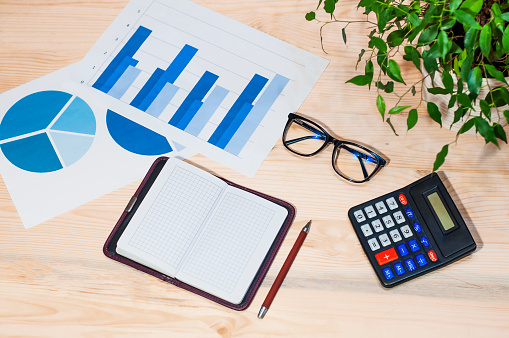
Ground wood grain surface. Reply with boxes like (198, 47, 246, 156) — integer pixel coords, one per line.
(1, 1, 508, 337)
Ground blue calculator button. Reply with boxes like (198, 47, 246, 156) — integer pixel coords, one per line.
(404, 258, 417, 271)
(408, 239, 420, 252)
(413, 222, 422, 233)
(397, 243, 409, 257)
(415, 254, 428, 267)
(405, 208, 415, 218)
(393, 262, 406, 276)
(420, 236, 430, 247)
(382, 267, 395, 280)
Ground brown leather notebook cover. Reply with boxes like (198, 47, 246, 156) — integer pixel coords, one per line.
(103, 157, 295, 310)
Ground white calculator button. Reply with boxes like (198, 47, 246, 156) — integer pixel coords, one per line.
(389, 229, 402, 242)
(386, 197, 398, 210)
(400, 225, 413, 238)
(393, 211, 405, 224)
(375, 201, 387, 214)
(379, 233, 391, 247)
(360, 224, 373, 237)
(364, 205, 377, 218)
(382, 215, 395, 228)
(371, 219, 384, 232)
(353, 210, 366, 222)
(368, 238, 381, 251)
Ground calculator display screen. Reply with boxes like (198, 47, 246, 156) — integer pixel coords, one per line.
(427, 192, 455, 231)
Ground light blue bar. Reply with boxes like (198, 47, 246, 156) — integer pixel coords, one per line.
(185, 86, 229, 136)
(145, 82, 180, 118)
(107, 65, 142, 99)
(224, 74, 290, 155)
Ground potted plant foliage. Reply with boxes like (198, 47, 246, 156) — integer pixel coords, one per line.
(306, 0, 509, 170)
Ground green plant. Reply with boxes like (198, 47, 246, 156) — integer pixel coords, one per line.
(306, 0, 509, 170)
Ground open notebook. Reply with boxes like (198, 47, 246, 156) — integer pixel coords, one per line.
(113, 158, 291, 306)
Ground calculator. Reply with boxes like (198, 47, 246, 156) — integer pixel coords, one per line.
(348, 173, 476, 287)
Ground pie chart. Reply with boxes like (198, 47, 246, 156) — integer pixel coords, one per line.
(0, 90, 96, 173)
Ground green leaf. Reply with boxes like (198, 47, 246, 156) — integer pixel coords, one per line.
(342, 27, 347, 44)
(324, 0, 336, 15)
(504, 110, 509, 123)
(407, 109, 418, 130)
(386, 117, 399, 136)
(369, 36, 388, 54)
(305, 11, 316, 21)
(458, 118, 475, 134)
(403, 46, 421, 70)
(408, 12, 421, 26)
(474, 116, 499, 146)
(418, 24, 439, 46)
(427, 102, 442, 126)
(377, 95, 385, 120)
(485, 64, 508, 84)
(479, 99, 492, 120)
(384, 81, 394, 93)
(460, 53, 474, 82)
(459, 0, 483, 15)
(387, 30, 406, 47)
(346, 75, 371, 86)
(503, 25, 509, 53)
(411, 85, 416, 96)
(389, 105, 411, 115)
(437, 30, 452, 58)
(455, 9, 481, 29)
(486, 86, 509, 107)
(480, 24, 492, 58)
(457, 93, 472, 108)
(387, 60, 405, 84)
(453, 107, 467, 125)
(467, 67, 482, 97)
(441, 18, 457, 30)
(501, 13, 509, 22)
(433, 145, 448, 172)
(442, 71, 454, 93)
(449, 0, 462, 11)
(494, 124, 508, 143)
(448, 95, 457, 109)
(427, 87, 450, 95)
(316, 0, 323, 9)
(464, 26, 478, 51)
(356, 49, 366, 65)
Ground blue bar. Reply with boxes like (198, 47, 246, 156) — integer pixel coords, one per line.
(208, 74, 268, 146)
(185, 86, 229, 136)
(93, 26, 151, 91)
(170, 71, 219, 128)
(101, 56, 138, 94)
(138, 45, 198, 112)
(224, 74, 290, 155)
(215, 103, 253, 149)
(130, 68, 165, 109)
(175, 100, 203, 130)
(145, 83, 180, 118)
(107, 65, 142, 99)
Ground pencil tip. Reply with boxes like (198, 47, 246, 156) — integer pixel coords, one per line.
(303, 220, 311, 233)
(258, 306, 268, 319)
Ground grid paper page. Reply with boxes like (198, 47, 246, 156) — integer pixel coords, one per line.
(179, 191, 275, 293)
(128, 165, 224, 270)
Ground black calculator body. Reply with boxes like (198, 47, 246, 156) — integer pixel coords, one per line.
(348, 173, 476, 287)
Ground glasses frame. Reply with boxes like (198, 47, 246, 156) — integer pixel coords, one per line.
(282, 113, 387, 183)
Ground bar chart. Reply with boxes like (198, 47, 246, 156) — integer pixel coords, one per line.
(91, 24, 289, 157)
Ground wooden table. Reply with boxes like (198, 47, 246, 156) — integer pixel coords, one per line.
(1, 1, 508, 336)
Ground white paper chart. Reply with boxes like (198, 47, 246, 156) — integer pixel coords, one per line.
(75, 0, 329, 177)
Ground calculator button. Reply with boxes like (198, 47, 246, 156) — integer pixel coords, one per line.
(404, 258, 417, 271)
(360, 224, 373, 237)
(408, 239, 420, 252)
(397, 243, 409, 257)
(400, 225, 413, 238)
(375, 247, 398, 265)
(398, 194, 407, 205)
(405, 208, 415, 219)
(428, 250, 438, 262)
(379, 234, 391, 247)
(386, 197, 398, 210)
(368, 238, 381, 251)
(393, 211, 405, 224)
(415, 254, 428, 267)
(364, 205, 377, 218)
(382, 215, 395, 228)
(371, 219, 384, 232)
(420, 236, 430, 247)
(389, 229, 402, 243)
(413, 222, 422, 233)
(354, 210, 366, 222)
(375, 201, 387, 214)
(382, 267, 395, 280)
(393, 262, 406, 275)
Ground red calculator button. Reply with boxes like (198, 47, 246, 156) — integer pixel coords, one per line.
(398, 194, 407, 205)
(428, 250, 438, 262)
(375, 248, 399, 266)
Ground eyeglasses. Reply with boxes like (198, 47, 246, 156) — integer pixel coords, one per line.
(282, 113, 387, 183)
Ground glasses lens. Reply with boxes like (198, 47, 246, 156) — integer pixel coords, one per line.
(284, 118, 327, 155)
(333, 144, 380, 182)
